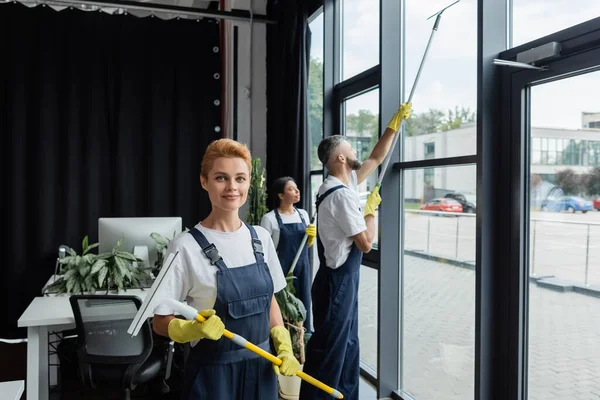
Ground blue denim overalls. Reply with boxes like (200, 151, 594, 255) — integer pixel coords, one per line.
(181, 224, 278, 400)
(300, 185, 363, 400)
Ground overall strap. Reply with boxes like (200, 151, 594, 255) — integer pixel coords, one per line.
(315, 185, 346, 210)
(273, 208, 285, 230)
(188, 227, 228, 271)
(295, 207, 307, 225)
(244, 223, 265, 264)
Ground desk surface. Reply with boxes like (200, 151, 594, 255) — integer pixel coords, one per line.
(18, 289, 148, 328)
(0, 380, 25, 400)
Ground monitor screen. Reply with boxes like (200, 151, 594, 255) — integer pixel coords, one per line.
(98, 217, 182, 271)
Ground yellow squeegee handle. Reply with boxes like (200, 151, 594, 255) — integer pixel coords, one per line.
(194, 314, 343, 399)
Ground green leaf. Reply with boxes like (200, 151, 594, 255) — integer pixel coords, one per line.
(66, 278, 76, 293)
(68, 247, 77, 257)
(90, 260, 106, 275)
(117, 251, 139, 262)
(79, 264, 91, 277)
(83, 243, 99, 255)
(82, 236, 89, 252)
(115, 235, 124, 250)
(98, 268, 108, 287)
(150, 233, 169, 246)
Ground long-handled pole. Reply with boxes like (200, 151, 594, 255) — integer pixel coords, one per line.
(287, 210, 317, 277)
(166, 299, 344, 399)
(376, 0, 460, 188)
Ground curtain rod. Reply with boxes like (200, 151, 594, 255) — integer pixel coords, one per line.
(27, 0, 276, 24)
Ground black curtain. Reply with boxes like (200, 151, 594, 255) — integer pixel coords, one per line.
(266, 0, 312, 211)
(0, 3, 221, 338)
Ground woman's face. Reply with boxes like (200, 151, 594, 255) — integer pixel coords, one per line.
(201, 157, 250, 213)
(279, 180, 300, 205)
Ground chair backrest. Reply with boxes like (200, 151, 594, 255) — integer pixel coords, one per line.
(69, 295, 153, 365)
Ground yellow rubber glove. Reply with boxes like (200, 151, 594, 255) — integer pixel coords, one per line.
(363, 186, 382, 217)
(305, 224, 316, 247)
(270, 326, 301, 376)
(386, 102, 413, 132)
(167, 310, 225, 343)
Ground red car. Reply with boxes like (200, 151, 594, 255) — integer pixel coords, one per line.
(420, 198, 463, 213)
(594, 198, 600, 211)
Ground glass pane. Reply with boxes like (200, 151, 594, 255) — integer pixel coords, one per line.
(344, 88, 380, 248)
(512, 0, 600, 47)
(341, 0, 380, 81)
(528, 72, 600, 400)
(309, 13, 324, 170)
(402, 165, 476, 400)
(403, 0, 477, 161)
(358, 265, 378, 371)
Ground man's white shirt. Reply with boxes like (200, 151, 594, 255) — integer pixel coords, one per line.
(317, 170, 366, 269)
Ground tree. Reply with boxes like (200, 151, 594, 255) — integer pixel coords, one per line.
(584, 166, 600, 196)
(555, 168, 582, 195)
(404, 107, 475, 136)
(308, 58, 324, 169)
(346, 109, 378, 137)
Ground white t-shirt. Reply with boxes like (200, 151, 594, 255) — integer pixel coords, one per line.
(154, 223, 286, 317)
(260, 208, 310, 248)
(317, 171, 366, 269)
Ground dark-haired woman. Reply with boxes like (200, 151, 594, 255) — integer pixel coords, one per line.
(261, 177, 316, 333)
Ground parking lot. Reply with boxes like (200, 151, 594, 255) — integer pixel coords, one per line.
(357, 256, 600, 400)
(403, 209, 600, 286)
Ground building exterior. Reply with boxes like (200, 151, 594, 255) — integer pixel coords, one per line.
(402, 118, 599, 202)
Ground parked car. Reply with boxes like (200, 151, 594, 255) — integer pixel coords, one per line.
(420, 198, 463, 213)
(594, 198, 600, 211)
(541, 196, 594, 213)
(444, 192, 476, 213)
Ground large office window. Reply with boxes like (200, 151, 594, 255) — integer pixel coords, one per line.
(527, 72, 600, 400)
(403, 0, 477, 162)
(402, 165, 476, 400)
(309, 12, 324, 172)
(341, 0, 380, 81)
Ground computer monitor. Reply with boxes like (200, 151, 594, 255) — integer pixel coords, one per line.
(98, 217, 183, 271)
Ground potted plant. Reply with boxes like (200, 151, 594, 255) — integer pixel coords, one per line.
(246, 157, 269, 225)
(150, 229, 188, 276)
(274, 275, 307, 400)
(96, 235, 148, 292)
(45, 236, 107, 294)
(46, 235, 147, 294)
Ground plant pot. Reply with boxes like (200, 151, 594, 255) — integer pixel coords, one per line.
(278, 364, 303, 400)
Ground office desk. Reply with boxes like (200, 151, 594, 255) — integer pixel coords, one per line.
(0, 380, 25, 400)
(18, 284, 149, 400)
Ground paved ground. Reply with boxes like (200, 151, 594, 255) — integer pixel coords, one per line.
(403, 210, 600, 286)
(357, 256, 600, 400)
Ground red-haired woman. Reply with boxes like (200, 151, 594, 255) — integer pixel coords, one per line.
(153, 139, 300, 399)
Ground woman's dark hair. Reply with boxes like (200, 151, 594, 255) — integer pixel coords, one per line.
(272, 176, 296, 208)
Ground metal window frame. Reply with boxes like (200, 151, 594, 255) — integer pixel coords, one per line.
(319, 0, 599, 399)
(499, 25, 600, 400)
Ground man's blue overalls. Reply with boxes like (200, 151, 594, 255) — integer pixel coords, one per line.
(273, 208, 312, 333)
(181, 224, 278, 400)
(300, 185, 363, 400)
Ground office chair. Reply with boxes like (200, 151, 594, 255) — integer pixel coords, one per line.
(69, 295, 170, 399)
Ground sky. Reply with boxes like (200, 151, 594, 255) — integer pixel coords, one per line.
(309, 0, 600, 130)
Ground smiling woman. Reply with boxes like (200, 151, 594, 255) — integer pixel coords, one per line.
(152, 138, 301, 399)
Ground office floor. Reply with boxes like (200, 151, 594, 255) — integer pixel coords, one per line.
(51, 370, 378, 399)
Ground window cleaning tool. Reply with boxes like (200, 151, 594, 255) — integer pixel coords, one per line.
(127, 251, 180, 336)
(166, 298, 344, 399)
(127, 251, 344, 398)
(376, 0, 461, 188)
(286, 210, 317, 277)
